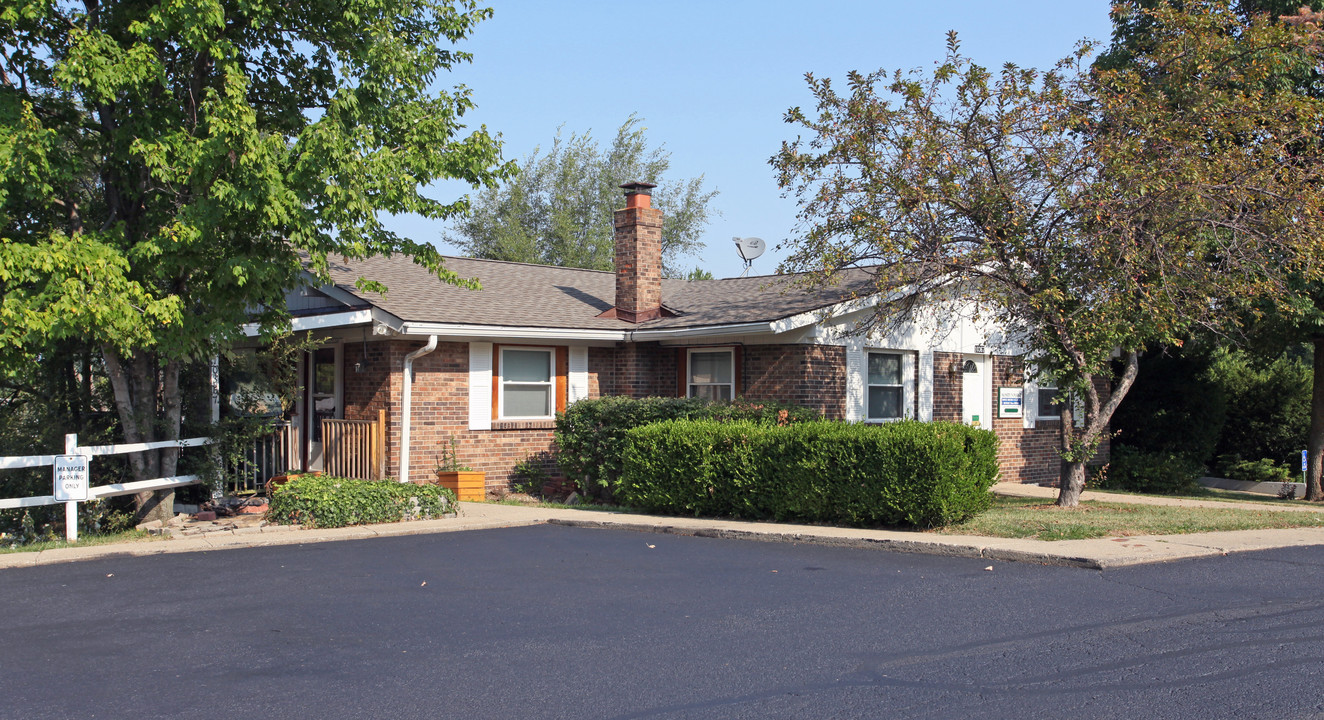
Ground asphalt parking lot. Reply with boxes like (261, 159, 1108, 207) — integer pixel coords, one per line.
(3, 524, 1323, 719)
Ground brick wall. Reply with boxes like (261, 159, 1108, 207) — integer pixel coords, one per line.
(339, 340, 1105, 494)
(931, 352, 964, 422)
(600, 342, 677, 398)
(742, 344, 847, 419)
(342, 340, 569, 496)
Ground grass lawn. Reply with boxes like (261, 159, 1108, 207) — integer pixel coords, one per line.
(0, 529, 163, 554)
(938, 495, 1324, 541)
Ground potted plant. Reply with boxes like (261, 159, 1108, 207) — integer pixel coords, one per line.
(432, 437, 486, 501)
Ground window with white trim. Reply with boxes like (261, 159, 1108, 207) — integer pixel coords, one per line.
(1037, 379, 1063, 420)
(867, 351, 904, 421)
(688, 349, 734, 401)
(500, 347, 554, 419)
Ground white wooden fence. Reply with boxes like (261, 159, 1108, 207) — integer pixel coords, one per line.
(0, 433, 212, 542)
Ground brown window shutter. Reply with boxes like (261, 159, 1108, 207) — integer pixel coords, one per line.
(677, 347, 687, 398)
(555, 346, 568, 413)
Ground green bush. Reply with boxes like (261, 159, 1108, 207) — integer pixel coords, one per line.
(1095, 446, 1203, 495)
(555, 396, 820, 501)
(617, 419, 999, 528)
(1217, 455, 1295, 485)
(1208, 347, 1310, 471)
(267, 476, 456, 529)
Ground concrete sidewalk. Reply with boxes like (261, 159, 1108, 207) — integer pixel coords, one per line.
(3, 483, 1323, 571)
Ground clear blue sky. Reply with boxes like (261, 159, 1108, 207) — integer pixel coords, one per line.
(391, 1, 1115, 279)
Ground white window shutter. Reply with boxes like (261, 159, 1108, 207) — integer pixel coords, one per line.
(567, 346, 589, 404)
(902, 352, 916, 419)
(918, 349, 934, 422)
(845, 344, 865, 422)
(468, 342, 492, 430)
(1023, 376, 1037, 429)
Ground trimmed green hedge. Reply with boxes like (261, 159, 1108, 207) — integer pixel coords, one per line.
(267, 476, 457, 529)
(555, 396, 820, 500)
(618, 420, 999, 528)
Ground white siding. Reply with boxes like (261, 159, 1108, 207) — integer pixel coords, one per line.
(1022, 376, 1037, 429)
(918, 349, 934, 422)
(902, 352, 916, 419)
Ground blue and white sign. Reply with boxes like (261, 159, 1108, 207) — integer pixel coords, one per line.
(1303, 450, 1309, 474)
(998, 387, 1024, 418)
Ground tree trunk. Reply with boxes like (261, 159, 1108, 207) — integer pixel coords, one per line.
(1306, 337, 1324, 501)
(1054, 351, 1142, 508)
(1055, 398, 1087, 507)
(102, 346, 179, 524)
(1059, 461, 1088, 505)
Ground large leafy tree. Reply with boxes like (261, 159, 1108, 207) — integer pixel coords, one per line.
(1109, 0, 1324, 502)
(0, 0, 511, 520)
(447, 115, 718, 277)
(772, 1, 1324, 506)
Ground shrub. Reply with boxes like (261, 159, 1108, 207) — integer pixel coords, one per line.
(555, 396, 820, 501)
(1217, 455, 1295, 485)
(1207, 346, 1310, 471)
(617, 419, 998, 528)
(267, 476, 456, 529)
(511, 452, 554, 495)
(1095, 446, 1203, 495)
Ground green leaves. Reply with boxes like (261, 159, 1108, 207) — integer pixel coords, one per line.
(447, 114, 718, 277)
(618, 420, 999, 528)
(771, 1, 1324, 482)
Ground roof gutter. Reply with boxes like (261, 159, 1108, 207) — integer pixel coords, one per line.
(398, 335, 438, 485)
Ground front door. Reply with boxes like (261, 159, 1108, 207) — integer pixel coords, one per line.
(304, 346, 342, 470)
(960, 353, 990, 429)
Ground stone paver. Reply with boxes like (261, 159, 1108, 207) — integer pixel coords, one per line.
(3, 484, 1323, 571)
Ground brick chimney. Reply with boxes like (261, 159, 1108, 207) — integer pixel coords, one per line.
(612, 181, 664, 323)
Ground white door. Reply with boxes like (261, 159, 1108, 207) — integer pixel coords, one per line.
(961, 354, 991, 429)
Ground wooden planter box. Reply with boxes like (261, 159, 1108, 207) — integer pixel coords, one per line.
(433, 470, 486, 502)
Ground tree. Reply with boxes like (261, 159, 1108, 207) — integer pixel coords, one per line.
(772, 2, 1324, 506)
(447, 115, 719, 277)
(1108, 0, 1324, 501)
(0, 0, 512, 521)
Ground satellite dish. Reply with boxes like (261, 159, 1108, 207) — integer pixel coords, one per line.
(733, 237, 766, 261)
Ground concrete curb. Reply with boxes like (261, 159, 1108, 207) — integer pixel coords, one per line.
(547, 518, 1111, 569)
(6, 491, 1324, 571)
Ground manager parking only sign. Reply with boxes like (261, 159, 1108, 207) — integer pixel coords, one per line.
(53, 455, 90, 502)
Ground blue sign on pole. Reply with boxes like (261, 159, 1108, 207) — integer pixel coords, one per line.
(1303, 450, 1309, 473)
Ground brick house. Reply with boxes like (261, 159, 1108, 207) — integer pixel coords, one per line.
(258, 183, 1097, 493)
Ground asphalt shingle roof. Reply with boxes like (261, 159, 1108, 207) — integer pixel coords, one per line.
(323, 255, 877, 331)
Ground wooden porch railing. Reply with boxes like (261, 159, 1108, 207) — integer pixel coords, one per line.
(322, 409, 386, 481)
(234, 420, 299, 494)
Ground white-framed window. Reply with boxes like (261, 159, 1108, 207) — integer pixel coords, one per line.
(499, 346, 555, 419)
(867, 351, 905, 421)
(688, 348, 734, 401)
(1037, 380, 1063, 421)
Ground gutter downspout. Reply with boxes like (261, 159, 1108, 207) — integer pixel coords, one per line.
(399, 335, 438, 484)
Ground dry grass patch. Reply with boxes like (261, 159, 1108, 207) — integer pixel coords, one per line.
(936, 496, 1324, 541)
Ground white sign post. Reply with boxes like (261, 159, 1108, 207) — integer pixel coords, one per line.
(53, 453, 89, 542)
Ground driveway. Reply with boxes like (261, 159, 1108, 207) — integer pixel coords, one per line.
(2, 525, 1322, 719)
